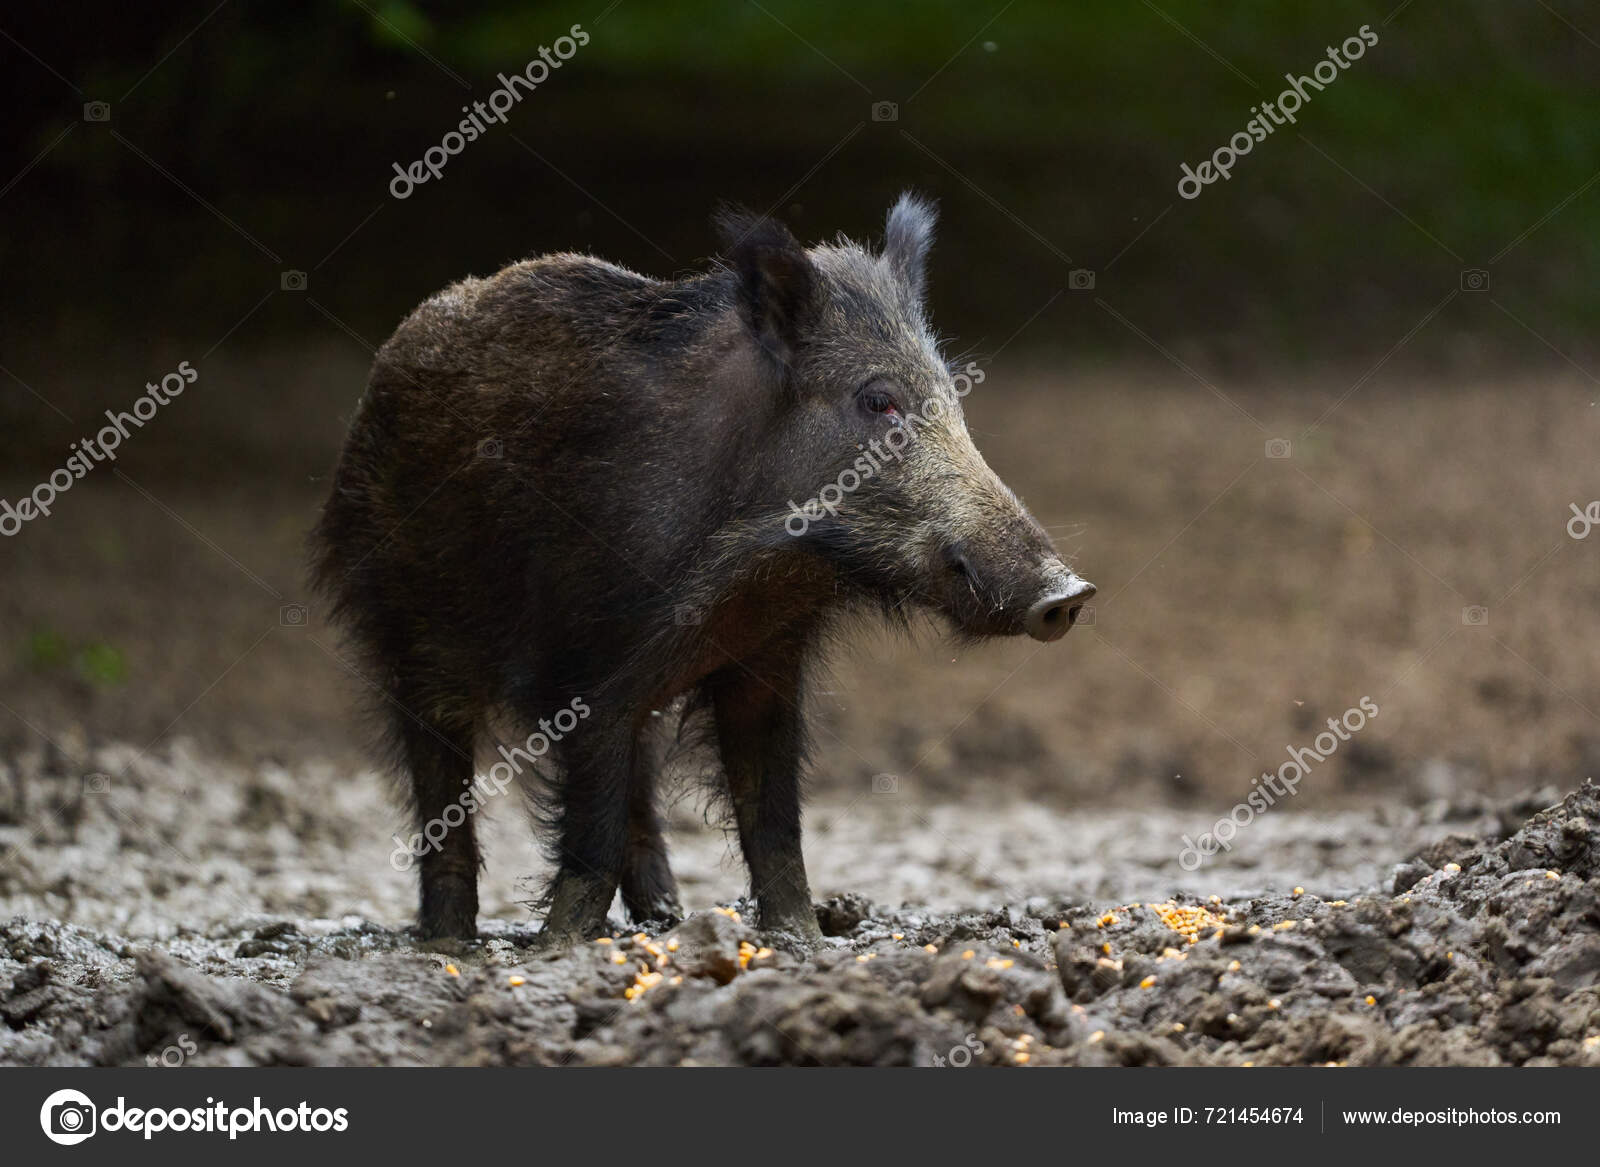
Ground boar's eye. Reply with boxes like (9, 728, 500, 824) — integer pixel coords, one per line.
(858, 382, 901, 421)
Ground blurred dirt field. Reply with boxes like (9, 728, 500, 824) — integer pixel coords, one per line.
(3, 349, 1596, 810)
(4, 349, 1599, 1066)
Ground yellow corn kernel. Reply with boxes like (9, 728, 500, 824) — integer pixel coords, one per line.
(508, 975, 525, 987)
(1139, 975, 1156, 989)
(445, 964, 459, 977)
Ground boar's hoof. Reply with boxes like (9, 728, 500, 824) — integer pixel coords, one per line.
(761, 912, 827, 953)
(527, 927, 592, 955)
(530, 872, 616, 953)
(628, 895, 684, 930)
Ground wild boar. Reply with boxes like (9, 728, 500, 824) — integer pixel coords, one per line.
(312, 194, 1093, 947)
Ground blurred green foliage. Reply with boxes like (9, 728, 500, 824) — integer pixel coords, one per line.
(24, 629, 128, 687)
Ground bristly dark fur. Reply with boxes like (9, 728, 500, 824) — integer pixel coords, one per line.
(310, 191, 1079, 944)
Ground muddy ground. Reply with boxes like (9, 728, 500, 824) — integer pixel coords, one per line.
(3, 364, 1598, 1065)
(3, 732, 1597, 1066)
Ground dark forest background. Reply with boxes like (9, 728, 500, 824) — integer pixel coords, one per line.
(4, 0, 1596, 373)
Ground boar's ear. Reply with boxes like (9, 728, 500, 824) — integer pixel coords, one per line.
(883, 192, 936, 303)
(716, 207, 818, 370)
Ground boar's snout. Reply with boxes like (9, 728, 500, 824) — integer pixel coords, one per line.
(1024, 572, 1096, 642)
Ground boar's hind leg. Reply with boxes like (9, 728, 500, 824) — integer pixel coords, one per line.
(709, 648, 824, 945)
(535, 728, 634, 949)
(621, 755, 682, 924)
(400, 716, 480, 941)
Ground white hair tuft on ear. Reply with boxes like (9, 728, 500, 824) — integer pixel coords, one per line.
(883, 192, 937, 301)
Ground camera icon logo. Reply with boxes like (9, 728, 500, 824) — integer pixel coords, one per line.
(279, 603, 309, 627)
(1459, 268, 1490, 292)
(83, 772, 111, 795)
(280, 270, 308, 292)
(476, 437, 504, 459)
(1265, 438, 1292, 459)
(673, 604, 703, 626)
(1068, 268, 1096, 291)
(1462, 605, 1489, 626)
(40, 1089, 97, 1145)
(83, 101, 111, 123)
(871, 772, 899, 795)
(870, 100, 898, 122)
(1073, 603, 1097, 627)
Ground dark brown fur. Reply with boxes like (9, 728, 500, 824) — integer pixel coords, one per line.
(311, 195, 1091, 945)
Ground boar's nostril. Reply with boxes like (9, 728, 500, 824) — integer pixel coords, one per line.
(1024, 576, 1096, 643)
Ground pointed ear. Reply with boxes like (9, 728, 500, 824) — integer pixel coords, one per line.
(715, 207, 818, 369)
(883, 192, 936, 302)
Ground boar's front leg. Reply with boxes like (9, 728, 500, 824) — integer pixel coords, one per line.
(709, 642, 824, 946)
(534, 725, 633, 949)
(620, 757, 683, 925)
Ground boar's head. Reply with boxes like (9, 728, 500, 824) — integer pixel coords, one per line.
(721, 193, 1093, 643)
